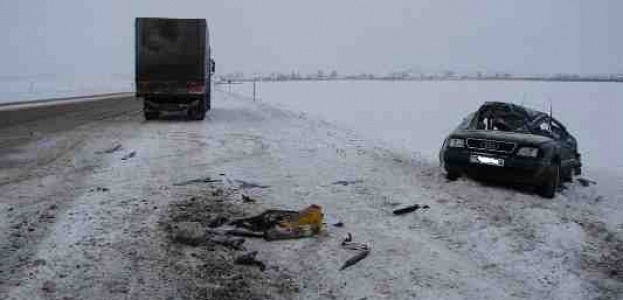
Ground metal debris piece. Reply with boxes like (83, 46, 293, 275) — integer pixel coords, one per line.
(234, 180, 270, 189)
(332, 180, 363, 186)
(173, 177, 221, 186)
(229, 210, 298, 232)
(393, 204, 430, 215)
(577, 177, 597, 187)
(96, 144, 122, 154)
(121, 151, 136, 161)
(340, 233, 370, 271)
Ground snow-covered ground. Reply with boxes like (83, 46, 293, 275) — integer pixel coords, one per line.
(1, 86, 621, 300)
(232, 80, 623, 227)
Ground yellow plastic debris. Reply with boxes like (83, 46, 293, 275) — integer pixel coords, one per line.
(278, 204, 324, 234)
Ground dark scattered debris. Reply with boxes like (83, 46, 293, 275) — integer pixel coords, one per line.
(332, 180, 363, 186)
(209, 235, 245, 250)
(91, 187, 110, 192)
(392, 204, 430, 215)
(171, 221, 206, 246)
(41, 280, 56, 293)
(98, 144, 122, 154)
(171, 221, 246, 250)
(340, 233, 370, 271)
(332, 222, 344, 227)
(224, 228, 265, 238)
(121, 151, 136, 161)
(207, 215, 229, 228)
(33, 259, 47, 266)
(234, 180, 270, 189)
(173, 177, 221, 186)
(577, 177, 597, 187)
(241, 194, 257, 203)
(235, 251, 266, 271)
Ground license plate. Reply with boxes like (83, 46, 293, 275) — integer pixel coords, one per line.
(470, 155, 504, 167)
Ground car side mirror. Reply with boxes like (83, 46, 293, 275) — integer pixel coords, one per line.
(210, 59, 215, 73)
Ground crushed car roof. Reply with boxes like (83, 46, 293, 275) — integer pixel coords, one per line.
(478, 102, 547, 121)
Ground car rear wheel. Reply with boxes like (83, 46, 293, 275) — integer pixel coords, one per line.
(539, 165, 560, 199)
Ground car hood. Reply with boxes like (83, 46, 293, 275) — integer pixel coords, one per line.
(450, 129, 553, 146)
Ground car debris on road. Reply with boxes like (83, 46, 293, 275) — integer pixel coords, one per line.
(95, 144, 122, 154)
(228, 204, 324, 241)
(173, 176, 222, 186)
(121, 151, 136, 161)
(332, 179, 363, 186)
(577, 177, 597, 187)
(392, 204, 430, 215)
(171, 221, 245, 250)
(340, 233, 370, 271)
(234, 179, 271, 189)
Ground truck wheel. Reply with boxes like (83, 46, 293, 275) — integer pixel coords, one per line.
(539, 165, 560, 199)
(188, 100, 206, 120)
(144, 110, 159, 120)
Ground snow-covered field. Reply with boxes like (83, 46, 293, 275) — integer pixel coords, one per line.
(234, 80, 623, 173)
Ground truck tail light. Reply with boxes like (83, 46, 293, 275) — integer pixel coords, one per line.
(187, 82, 205, 93)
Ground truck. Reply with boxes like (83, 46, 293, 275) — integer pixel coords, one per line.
(135, 18, 215, 120)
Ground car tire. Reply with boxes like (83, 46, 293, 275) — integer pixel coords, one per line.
(539, 165, 560, 199)
(445, 169, 460, 181)
(188, 100, 206, 121)
(144, 110, 159, 120)
(561, 166, 573, 182)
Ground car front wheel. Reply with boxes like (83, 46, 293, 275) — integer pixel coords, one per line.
(445, 168, 461, 181)
(539, 165, 560, 199)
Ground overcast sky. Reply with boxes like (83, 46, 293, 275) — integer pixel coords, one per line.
(2, 0, 622, 78)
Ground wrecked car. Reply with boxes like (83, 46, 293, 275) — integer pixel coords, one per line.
(440, 101, 582, 198)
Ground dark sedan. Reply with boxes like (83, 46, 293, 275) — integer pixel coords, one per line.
(440, 102, 582, 198)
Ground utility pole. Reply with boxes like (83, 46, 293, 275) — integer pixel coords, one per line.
(253, 79, 256, 102)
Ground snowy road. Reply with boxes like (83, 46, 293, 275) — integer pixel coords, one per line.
(0, 90, 621, 300)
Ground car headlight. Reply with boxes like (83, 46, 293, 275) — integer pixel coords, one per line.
(517, 147, 539, 157)
(448, 138, 465, 148)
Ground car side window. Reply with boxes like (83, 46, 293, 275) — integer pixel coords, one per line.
(550, 121, 565, 140)
(534, 117, 561, 139)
